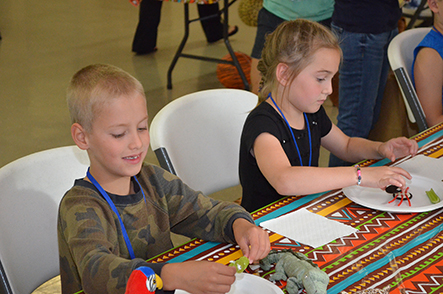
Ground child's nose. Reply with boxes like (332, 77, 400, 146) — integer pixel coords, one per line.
(129, 133, 143, 149)
(323, 81, 333, 95)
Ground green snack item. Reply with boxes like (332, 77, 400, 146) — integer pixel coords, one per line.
(426, 188, 440, 204)
(229, 256, 249, 273)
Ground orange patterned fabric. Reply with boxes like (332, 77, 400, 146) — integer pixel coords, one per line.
(147, 123, 443, 294)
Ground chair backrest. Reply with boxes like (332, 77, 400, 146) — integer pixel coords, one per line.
(388, 27, 431, 132)
(149, 89, 258, 195)
(0, 146, 89, 294)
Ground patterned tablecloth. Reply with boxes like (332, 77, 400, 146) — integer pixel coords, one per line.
(148, 123, 443, 294)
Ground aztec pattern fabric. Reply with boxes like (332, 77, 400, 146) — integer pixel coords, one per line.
(145, 124, 443, 294)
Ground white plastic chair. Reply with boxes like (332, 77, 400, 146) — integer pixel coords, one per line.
(0, 146, 89, 294)
(149, 89, 258, 196)
(388, 27, 431, 132)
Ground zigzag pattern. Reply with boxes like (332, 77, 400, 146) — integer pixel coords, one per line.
(307, 205, 406, 266)
(408, 266, 443, 294)
(330, 220, 443, 292)
(143, 130, 443, 294)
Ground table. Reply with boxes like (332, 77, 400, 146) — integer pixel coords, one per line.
(165, 0, 249, 90)
(148, 123, 443, 294)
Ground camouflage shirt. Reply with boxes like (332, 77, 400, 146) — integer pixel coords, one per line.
(58, 163, 253, 294)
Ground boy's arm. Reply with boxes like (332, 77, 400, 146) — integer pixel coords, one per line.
(148, 165, 254, 244)
(155, 170, 270, 261)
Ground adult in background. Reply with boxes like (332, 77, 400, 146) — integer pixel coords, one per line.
(249, 0, 334, 94)
(329, 0, 402, 167)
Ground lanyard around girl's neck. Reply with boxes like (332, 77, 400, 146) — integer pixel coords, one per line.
(433, 26, 443, 38)
(268, 93, 312, 166)
(86, 168, 146, 260)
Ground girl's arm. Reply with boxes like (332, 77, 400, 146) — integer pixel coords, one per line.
(322, 125, 417, 163)
(321, 124, 383, 163)
(414, 47, 443, 127)
(253, 128, 414, 196)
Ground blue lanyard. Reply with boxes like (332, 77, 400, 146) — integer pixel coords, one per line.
(86, 168, 146, 260)
(433, 26, 443, 38)
(268, 93, 312, 166)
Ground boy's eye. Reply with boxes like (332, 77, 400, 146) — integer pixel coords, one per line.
(112, 133, 125, 138)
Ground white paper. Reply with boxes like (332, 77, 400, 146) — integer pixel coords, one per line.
(260, 208, 358, 248)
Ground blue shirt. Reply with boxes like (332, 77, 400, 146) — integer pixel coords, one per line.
(412, 28, 443, 100)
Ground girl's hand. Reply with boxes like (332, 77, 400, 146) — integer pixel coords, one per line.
(378, 137, 418, 162)
(360, 166, 412, 191)
(161, 261, 236, 294)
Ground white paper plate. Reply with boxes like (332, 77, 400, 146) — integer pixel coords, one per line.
(343, 174, 443, 213)
(175, 273, 283, 294)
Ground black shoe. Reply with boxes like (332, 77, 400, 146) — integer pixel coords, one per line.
(133, 47, 158, 55)
(208, 25, 239, 43)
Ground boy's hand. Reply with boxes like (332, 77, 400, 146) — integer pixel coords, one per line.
(161, 260, 236, 294)
(378, 137, 418, 162)
(232, 218, 270, 263)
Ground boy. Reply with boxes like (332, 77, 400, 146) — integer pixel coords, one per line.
(58, 64, 270, 294)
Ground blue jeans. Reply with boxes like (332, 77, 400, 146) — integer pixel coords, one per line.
(329, 23, 398, 167)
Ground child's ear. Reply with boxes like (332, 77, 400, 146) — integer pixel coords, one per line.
(429, 0, 439, 13)
(276, 63, 290, 86)
(71, 123, 89, 150)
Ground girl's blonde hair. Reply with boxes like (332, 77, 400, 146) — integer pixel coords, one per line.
(258, 19, 342, 101)
(67, 64, 145, 132)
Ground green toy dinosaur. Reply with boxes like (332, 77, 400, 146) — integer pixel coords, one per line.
(260, 249, 329, 294)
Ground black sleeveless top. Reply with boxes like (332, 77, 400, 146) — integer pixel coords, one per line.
(239, 102, 332, 212)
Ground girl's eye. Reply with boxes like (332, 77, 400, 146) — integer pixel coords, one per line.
(138, 127, 148, 132)
(317, 77, 326, 82)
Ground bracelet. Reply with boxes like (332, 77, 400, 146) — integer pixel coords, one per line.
(355, 165, 362, 186)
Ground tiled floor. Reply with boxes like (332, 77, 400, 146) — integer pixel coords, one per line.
(0, 1, 338, 293)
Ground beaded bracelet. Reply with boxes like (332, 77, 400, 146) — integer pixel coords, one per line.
(355, 165, 362, 186)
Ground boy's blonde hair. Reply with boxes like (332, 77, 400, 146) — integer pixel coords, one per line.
(67, 64, 145, 132)
(258, 19, 342, 101)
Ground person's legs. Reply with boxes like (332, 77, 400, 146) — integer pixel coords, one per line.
(329, 24, 398, 166)
(371, 28, 398, 129)
(132, 0, 162, 54)
(197, 3, 238, 43)
(318, 17, 332, 28)
(198, 3, 223, 43)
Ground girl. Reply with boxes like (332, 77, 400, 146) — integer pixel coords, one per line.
(239, 19, 418, 213)
(413, 0, 443, 127)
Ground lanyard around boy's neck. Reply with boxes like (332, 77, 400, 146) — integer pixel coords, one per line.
(86, 168, 146, 260)
(268, 93, 312, 166)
